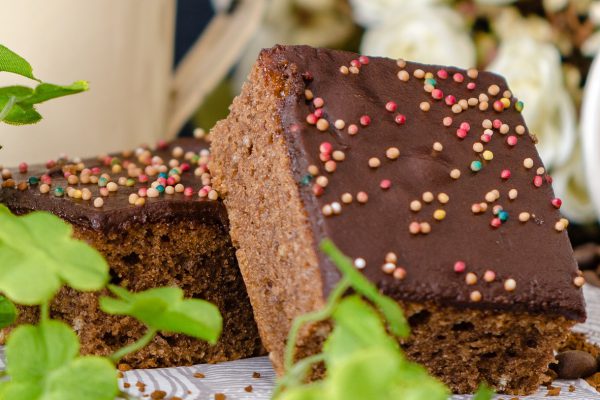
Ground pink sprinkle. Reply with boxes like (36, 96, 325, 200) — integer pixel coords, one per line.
(358, 55, 370, 65)
(467, 82, 476, 90)
(320, 142, 333, 154)
(306, 113, 317, 125)
(432, 89, 444, 100)
(313, 97, 324, 108)
(445, 95, 456, 106)
(313, 184, 324, 197)
(319, 153, 331, 162)
(18, 162, 28, 174)
(157, 139, 168, 150)
(314, 108, 324, 118)
(348, 124, 359, 135)
(437, 69, 448, 79)
(167, 177, 176, 186)
(483, 270, 496, 282)
(456, 128, 468, 139)
(198, 188, 208, 198)
(507, 136, 517, 146)
(546, 175, 553, 184)
(138, 174, 149, 183)
(533, 175, 543, 188)
(41, 174, 52, 184)
(99, 187, 109, 197)
(493, 100, 504, 112)
(360, 115, 371, 126)
(180, 163, 190, 172)
(443, 117, 453, 127)
(454, 261, 466, 273)
(481, 134, 492, 143)
(453, 73, 464, 83)
(380, 179, 392, 190)
(91, 167, 101, 175)
(138, 188, 147, 197)
(385, 101, 397, 112)
(46, 160, 57, 169)
(459, 122, 470, 132)
(501, 169, 511, 180)
(157, 177, 167, 185)
(490, 218, 502, 228)
(63, 172, 72, 179)
(184, 187, 194, 196)
(493, 119, 502, 129)
(395, 114, 407, 125)
(551, 198, 562, 209)
(350, 59, 361, 68)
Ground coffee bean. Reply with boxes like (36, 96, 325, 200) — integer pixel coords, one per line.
(553, 350, 598, 379)
(574, 243, 600, 270)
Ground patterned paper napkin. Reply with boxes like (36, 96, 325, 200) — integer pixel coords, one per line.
(2, 285, 600, 399)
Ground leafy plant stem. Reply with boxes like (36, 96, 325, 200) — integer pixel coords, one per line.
(40, 300, 49, 323)
(284, 276, 350, 371)
(0, 96, 15, 120)
(273, 353, 326, 398)
(109, 328, 157, 364)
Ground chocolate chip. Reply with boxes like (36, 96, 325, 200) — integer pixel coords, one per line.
(553, 350, 598, 379)
(583, 270, 600, 288)
(574, 243, 600, 270)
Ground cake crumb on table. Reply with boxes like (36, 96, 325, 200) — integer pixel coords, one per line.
(244, 385, 253, 392)
(193, 372, 206, 379)
(214, 394, 226, 400)
(252, 371, 261, 379)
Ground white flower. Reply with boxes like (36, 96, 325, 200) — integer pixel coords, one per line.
(360, 4, 476, 69)
(488, 37, 577, 169)
(552, 144, 597, 223)
(349, 0, 441, 28)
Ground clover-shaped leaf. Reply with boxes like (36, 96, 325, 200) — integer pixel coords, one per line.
(0, 205, 109, 305)
(100, 285, 222, 344)
(1, 320, 118, 400)
(0, 295, 17, 329)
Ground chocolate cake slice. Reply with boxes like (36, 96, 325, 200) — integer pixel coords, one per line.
(209, 45, 587, 394)
(0, 138, 263, 368)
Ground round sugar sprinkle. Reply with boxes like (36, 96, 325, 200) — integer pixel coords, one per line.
(354, 258, 366, 269)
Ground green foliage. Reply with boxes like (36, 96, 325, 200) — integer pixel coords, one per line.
(274, 239, 494, 400)
(0, 44, 88, 125)
(0, 320, 118, 400)
(0, 205, 109, 305)
(0, 295, 17, 329)
(100, 285, 222, 344)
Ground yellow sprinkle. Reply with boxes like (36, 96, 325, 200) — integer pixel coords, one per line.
(433, 209, 446, 221)
(500, 98, 511, 108)
(482, 150, 494, 161)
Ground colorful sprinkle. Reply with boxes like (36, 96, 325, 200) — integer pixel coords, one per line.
(454, 261, 466, 273)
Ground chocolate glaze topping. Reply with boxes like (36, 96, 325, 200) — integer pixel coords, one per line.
(263, 45, 586, 321)
(0, 138, 227, 233)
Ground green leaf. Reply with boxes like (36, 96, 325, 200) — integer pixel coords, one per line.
(277, 383, 326, 400)
(320, 239, 409, 338)
(473, 383, 495, 400)
(100, 285, 222, 343)
(20, 81, 89, 106)
(2, 320, 118, 400)
(0, 295, 17, 328)
(0, 45, 39, 81)
(324, 296, 398, 368)
(0, 206, 109, 305)
(0, 97, 41, 125)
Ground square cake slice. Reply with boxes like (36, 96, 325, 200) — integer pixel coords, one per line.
(0, 138, 263, 368)
(209, 45, 586, 394)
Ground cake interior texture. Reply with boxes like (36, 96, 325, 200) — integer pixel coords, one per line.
(0, 139, 264, 368)
(209, 45, 585, 395)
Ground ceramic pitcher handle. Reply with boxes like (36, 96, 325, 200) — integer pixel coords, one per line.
(166, 0, 266, 138)
(581, 52, 600, 220)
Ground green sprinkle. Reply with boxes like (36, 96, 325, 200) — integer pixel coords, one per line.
(110, 158, 121, 166)
(470, 161, 483, 172)
(499, 211, 509, 222)
(27, 176, 39, 185)
(425, 78, 437, 86)
(300, 174, 313, 186)
(515, 100, 524, 112)
(126, 178, 136, 187)
(53, 187, 64, 197)
(98, 177, 108, 187)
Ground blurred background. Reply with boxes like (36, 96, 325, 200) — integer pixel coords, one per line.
(2, 0, 600, 246)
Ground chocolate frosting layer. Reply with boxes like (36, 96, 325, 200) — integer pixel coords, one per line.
(0, 138, 228, 232)
(262, 45, 586, 321)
